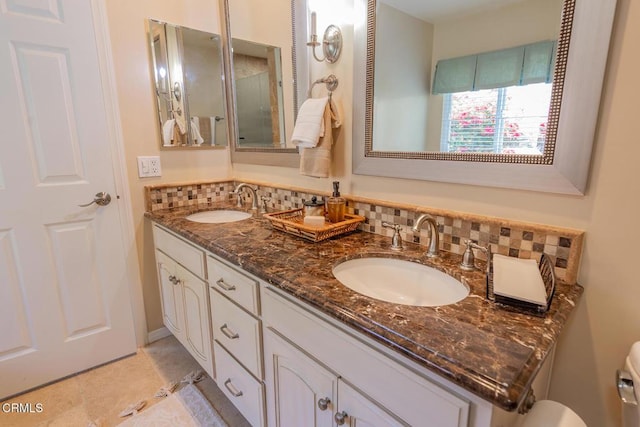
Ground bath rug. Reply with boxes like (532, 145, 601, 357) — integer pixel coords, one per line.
(117, 384, 227, 427)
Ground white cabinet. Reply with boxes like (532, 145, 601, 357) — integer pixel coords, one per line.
(264, 328, 337, 427)
(207, 254, 259, 315)
(210, 286, 262, 378)
(262, 286, 471, 427)
(214, 341, 266, 427)
(336, 380, 404, 427)
(264, 327, 403, 427)
(155, 250, 183, 336)
(207, 253, 266, 426)
(151, 222, 552, 427)
(152, 225, 213, 378)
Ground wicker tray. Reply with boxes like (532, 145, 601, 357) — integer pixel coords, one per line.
(264, 209, 365, 242)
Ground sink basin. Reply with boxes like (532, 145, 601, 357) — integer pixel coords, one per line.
(185, 210, 252, 224)
(332, 258, 469, 306)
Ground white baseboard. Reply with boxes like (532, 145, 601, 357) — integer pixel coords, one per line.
(147, 327, 172, 344)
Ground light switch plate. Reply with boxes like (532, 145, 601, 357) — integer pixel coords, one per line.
(137, 156, 162, 177)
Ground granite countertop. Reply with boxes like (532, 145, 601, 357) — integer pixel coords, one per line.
(145, 203, 583, 411)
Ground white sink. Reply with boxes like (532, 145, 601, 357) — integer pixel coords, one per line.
(185, 210, 252, 224)
(332, 257, 469, 307)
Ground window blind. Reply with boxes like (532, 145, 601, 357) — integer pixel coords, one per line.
(440, 83, 553, 154)
(432, 41, 556, 95)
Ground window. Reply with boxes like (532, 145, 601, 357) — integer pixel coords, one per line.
(440, 83, 552, 154)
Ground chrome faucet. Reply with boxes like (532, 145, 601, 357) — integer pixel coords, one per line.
(460, 240, 490, 271)
(382, 221, 403, 251)
(412, 214, 439, 258)
(233, 183, 259, 210)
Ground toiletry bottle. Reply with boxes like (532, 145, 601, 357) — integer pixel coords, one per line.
(327, 181, 346, 223)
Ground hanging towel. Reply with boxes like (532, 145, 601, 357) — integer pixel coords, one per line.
(292, 97, 329, 148)
(299, 98, 341, 178)
(190, 117, 205, 145)
(162, 119, 176, 146)
(174, 112, 186, 135)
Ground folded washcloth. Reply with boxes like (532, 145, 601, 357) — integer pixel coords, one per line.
(492, 254, 548, 305)
(190, 117, 204, 145)
(292, 97, 329, 148)
(162, 119, 175, 146)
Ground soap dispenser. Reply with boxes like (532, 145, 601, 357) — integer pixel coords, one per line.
(327, 181, 346, 223)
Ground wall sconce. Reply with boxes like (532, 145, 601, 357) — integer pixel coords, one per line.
(307, 11, 342, 63)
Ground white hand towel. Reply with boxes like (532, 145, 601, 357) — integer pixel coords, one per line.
(190, 117, 204, 145)
(292, 97, 329, 148)
(492, 254, 548, 305)
(162, 119, 175, 146)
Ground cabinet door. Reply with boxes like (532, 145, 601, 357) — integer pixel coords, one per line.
(176, 263, 213, 377)
(336, 380, 405, 427)
(264, 328, 337, 427)
(155, 250, 184, 338)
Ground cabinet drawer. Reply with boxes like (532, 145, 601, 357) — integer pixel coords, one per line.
(211, 289, 263, 379)
(214, 342, 265, 427)
(153, 225, 205, 279)
(207, 255, 259, 315)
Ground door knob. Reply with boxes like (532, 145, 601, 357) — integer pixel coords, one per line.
(334, 411, 348, 425)
(79, 192, 111, 207)
(317, 397, 331, 411)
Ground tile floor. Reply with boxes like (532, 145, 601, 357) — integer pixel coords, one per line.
(0, 336, 250, 427)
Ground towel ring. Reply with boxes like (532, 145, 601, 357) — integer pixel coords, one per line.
(307, 74, 339, 98)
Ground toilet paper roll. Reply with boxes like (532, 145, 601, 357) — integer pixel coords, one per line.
(521, 400, 586, 427)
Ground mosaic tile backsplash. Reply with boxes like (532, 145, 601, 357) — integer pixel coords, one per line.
(145, 180, 584, 283)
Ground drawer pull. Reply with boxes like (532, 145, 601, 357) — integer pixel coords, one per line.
(220, 323, 240, 340)
(168, 275, 180, 285)
(334, 411, 348, 425)
(223, 378, 243, 397)
(317, 397, 331, 411)
(215, 278, 236, 291)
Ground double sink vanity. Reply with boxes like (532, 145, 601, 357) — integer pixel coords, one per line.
(146, 188, 583, 427)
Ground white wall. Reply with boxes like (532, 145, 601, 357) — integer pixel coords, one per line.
(232, 0, 639, 425)
(373, 3, 432, 151)
(432, 0, 563, 60)
(105, 0, 231, 332)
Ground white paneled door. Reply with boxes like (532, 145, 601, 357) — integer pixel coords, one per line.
(0, 0, 137, 398)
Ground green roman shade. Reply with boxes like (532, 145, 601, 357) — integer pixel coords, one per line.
(432, 41, 556, 94)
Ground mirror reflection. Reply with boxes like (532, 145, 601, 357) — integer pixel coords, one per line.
(227, 0, 302, 151)
(148, 19, 227, 148)
(232, 39, 286, 148)
(369, 0, 564, 160)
